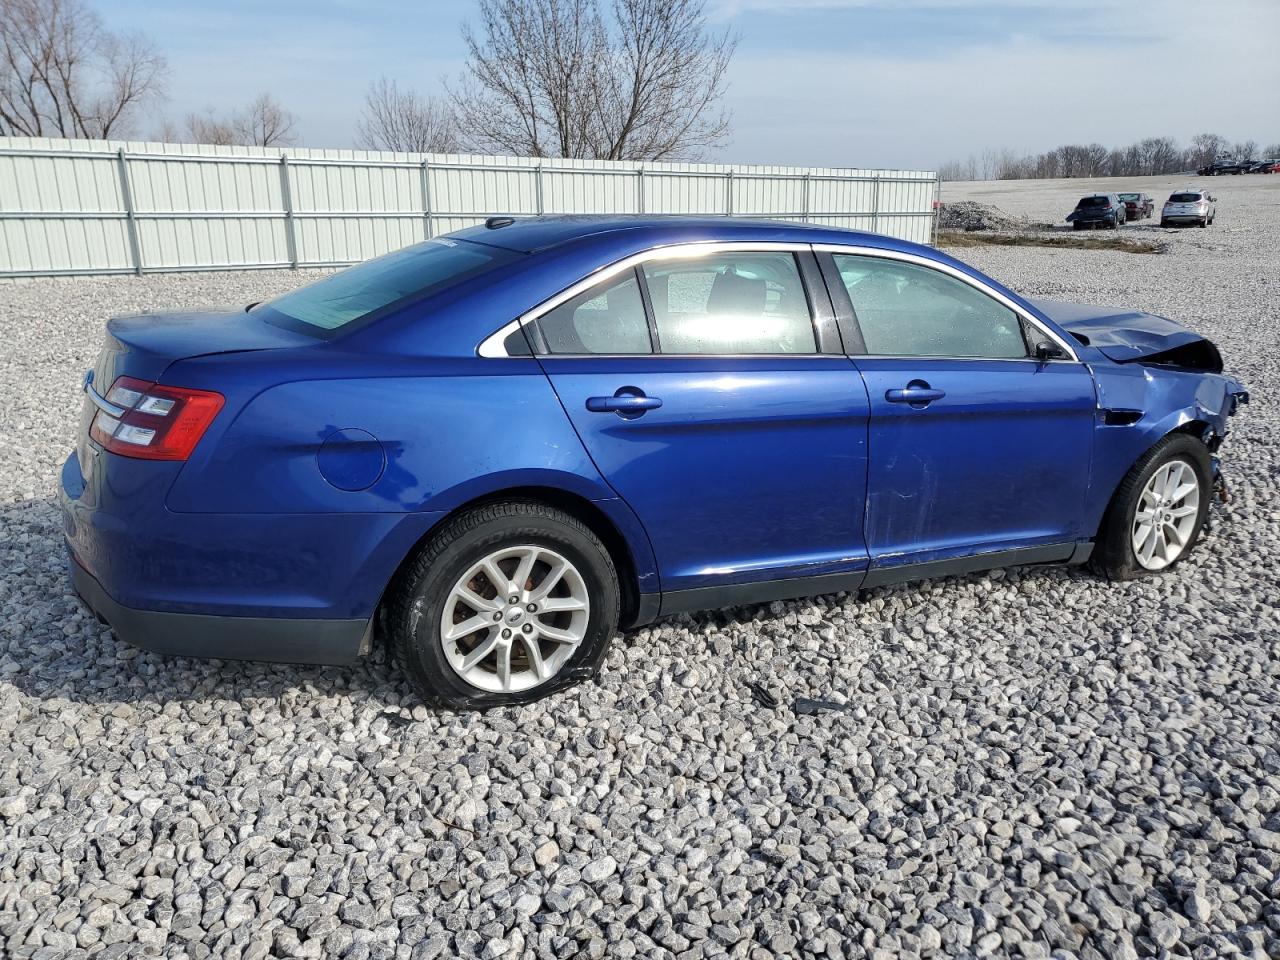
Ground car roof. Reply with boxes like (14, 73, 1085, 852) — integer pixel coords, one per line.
(447, 214, 918, 256)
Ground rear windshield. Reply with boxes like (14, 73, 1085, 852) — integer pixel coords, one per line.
(1117, 193, 1139, 201)
(1170, 193, 1202, 203)
(253, 239, 518, 336)
(1077, 196, 1109, 207)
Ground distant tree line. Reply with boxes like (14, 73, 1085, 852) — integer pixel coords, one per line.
(938, 134, 1280, 182)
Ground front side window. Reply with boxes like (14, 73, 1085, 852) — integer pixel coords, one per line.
(833, 255, 1028, 359)
(536, 270, 652, 355)
(641, 252, 816, 355)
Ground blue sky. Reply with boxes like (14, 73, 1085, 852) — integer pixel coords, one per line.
(100, 0, 1280, 169)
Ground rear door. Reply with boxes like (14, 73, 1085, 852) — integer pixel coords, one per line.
(526, 245, 871, 596)
(818, 248, 1096, 573)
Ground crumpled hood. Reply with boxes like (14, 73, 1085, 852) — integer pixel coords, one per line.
(1027, 298, 1215, 366)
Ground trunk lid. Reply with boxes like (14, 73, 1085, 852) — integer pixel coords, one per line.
(93, 308, 314, 385)
(79, 308, 313, 473)
(1028, 298, 1221, 369)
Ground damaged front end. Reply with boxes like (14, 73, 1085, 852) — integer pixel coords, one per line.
(1028, 297, 1249, 533)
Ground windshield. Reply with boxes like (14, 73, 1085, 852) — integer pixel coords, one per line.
(253, 238, 518, 336)
(1117, 193, 1139, 201)
(1170, 193, 1202, 203)
(1077, 196, 1109, 208)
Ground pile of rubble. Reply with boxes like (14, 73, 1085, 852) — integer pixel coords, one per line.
(938, 200, 1038, 232)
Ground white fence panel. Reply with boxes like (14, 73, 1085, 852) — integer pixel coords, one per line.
(0, 137, 938, 277)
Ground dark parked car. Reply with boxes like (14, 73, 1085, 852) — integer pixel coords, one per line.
(1247, 159, 1280, 173)
(1199, 159, 1253, 175)
(1118, 192, 1154, 220)
(61, 217, 1248, 707)
(1066, 194, 1126, 229)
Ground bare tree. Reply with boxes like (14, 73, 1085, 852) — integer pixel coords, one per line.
(232, 92, 296, 146)
(0, 0, 166, 138)
(184, 93, 297, 147)
(356, 77, 456, 153)
(1231, 139, 1258, 160)
(452, 0, 735, 160)
(936, 158, 977, 182)
(184, 109, 236, 145)
(1188, 132, 1228, 169)
(152, 116, 181, 142)
(1265, 143, 1280, 158)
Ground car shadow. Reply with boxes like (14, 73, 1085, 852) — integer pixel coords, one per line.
(4, 493, 1094, 710)
(2, 495, 420, 710)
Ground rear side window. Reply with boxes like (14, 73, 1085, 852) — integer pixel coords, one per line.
(833, 255, 1028, 359)
(254, 239, 516, 336)
(537, 270, 652, 355)
(641, 252, 816, 355)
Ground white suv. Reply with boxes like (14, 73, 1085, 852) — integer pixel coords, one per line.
(1162, 189, 1216, 228)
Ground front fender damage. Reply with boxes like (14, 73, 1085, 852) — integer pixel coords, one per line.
(1084, 360, 1248, 533)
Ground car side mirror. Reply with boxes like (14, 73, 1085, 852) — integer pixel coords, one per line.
(1034, 341, 1066, 362)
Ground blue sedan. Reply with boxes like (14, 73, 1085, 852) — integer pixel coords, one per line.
(60, 217, 1249, 707)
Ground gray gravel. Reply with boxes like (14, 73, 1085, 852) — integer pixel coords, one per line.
(2, 180, 1279, 959)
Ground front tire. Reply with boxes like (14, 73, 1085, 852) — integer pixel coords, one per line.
(1091, 434, 1211, 580)
(387, 501, 620, 709)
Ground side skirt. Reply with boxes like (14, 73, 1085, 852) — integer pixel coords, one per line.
(635, 542, 1092, 624)
(861, 542, 1088, 589)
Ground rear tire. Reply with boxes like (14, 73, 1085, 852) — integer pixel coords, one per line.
(1090, 434, 1211, 581)
(386, 501, 620, 709)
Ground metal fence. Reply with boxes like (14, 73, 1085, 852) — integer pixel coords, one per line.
(0, 137, 939, 278)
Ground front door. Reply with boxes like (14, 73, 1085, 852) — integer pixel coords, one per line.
(533, 248, 871, 594)
(822, 250, 1096, 570)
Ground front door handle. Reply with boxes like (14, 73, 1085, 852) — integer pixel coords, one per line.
(886, 381, 946, 407)
(586, 387, 663, 418)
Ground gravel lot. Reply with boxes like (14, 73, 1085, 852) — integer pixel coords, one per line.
(2, 179, 1278, 960)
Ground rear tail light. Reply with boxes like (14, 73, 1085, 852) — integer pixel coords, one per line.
(90, 376, 224, 460)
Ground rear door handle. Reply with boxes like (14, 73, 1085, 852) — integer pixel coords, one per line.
(586, 388, 663, 418)
(885, 382, 946, 407)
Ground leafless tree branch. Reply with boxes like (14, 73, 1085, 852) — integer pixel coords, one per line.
(184, 93, 297, 147)
(356, 77, 457, 153)
(0, 0, 166, 138)
(451, 0, 735, 161)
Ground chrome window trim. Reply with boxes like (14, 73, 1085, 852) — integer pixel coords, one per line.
(813, 243, 1081, 362)
(478, 241, 815, 358)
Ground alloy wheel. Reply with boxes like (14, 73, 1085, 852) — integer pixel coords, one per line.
(440, 545, 590, 692)
(1131, 459, 1201, 571)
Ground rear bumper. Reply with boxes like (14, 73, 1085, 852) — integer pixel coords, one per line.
(60, 450, 441, 618)
(69, 556, 369, 665)
(59, 447, 442, 664)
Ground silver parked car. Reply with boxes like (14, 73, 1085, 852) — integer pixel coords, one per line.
(1161, 189, 1216, 228)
